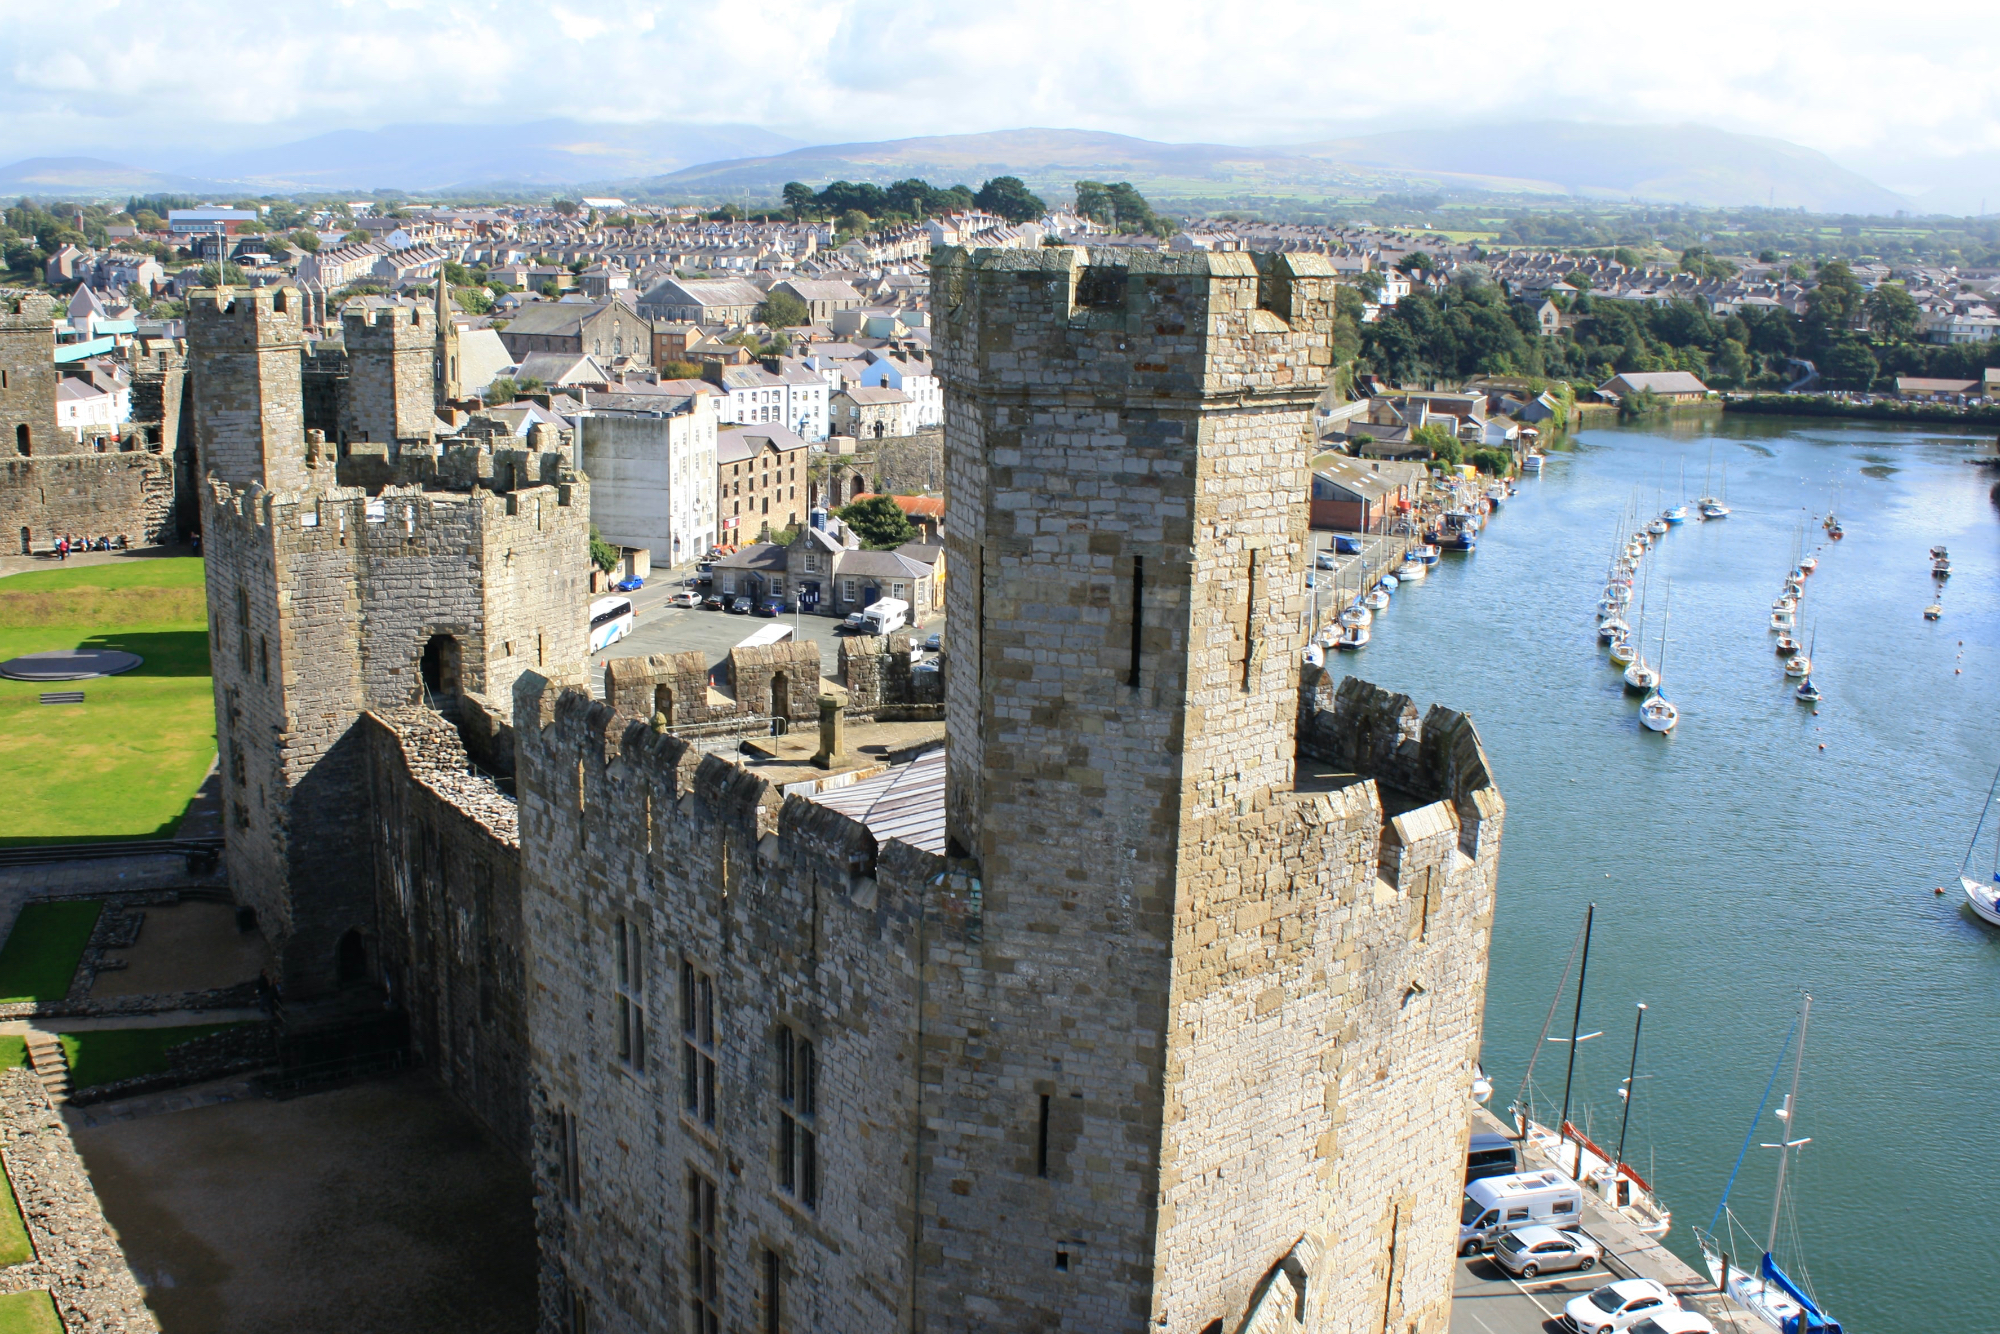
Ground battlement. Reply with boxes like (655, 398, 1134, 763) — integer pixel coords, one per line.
(184, 285, 305, 349)
(932, 244, 1341, 401)
(0, 290, 58, 326)
(340, 300, 434, 347)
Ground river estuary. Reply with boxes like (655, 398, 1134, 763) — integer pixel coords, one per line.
(1328, 413, 1999, 1334)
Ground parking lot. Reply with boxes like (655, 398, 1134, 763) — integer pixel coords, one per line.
(1306, 529, 1418, 629)
(589, 565, 945, 692)
(1451, 1249, 1619, 1334)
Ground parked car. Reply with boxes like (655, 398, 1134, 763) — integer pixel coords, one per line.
(1489, 1225, 1601, 1279)
(701, 594, 726, 611)
(1315, 551, 1338, 569)
(1562, 1279, 1677, 1334)
(728, 596, 753, 614)
(1466, 1131, 1520, 1185)
(612, 576, 644, 592)
(668, 591, 703, 608)
(837, 611, 867, 634)
(1335, 535, 1364, 554)
(1626, 1312, 1715, 1334)
(753, 598, 781, 618)
(924, 631, 942, 652)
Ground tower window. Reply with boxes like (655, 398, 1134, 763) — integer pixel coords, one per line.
(686, 1169, 721, 1334)
(776, 1026, 818, 1208)
(613, 915, 645, 1072)
(681, 961, 717, 1126)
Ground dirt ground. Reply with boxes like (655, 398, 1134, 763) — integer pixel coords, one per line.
(89, 902, 269, 999)
(68, 1072, 536, 1334)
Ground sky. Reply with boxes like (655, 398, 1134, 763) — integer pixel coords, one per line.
(5, 0, 1999, 199)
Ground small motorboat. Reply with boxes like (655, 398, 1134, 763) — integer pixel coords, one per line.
(1647, 518, 1669, 536)
(1784, 653, 1812, 678)
(1335, 623, 1371, 651)
(1624, 660, 1660, 692)
(1364, 589, 1390, 611)
(1640, 692, 1678, 732)
(1302, 642, 1324, 669)
(1773, 595, 1797, 614)
(1702, 502, 1730, 519)
(1609, 638, 1637, 667)
(1377, 573, 1398, 591)
(1396, 560, 1427, 581)
(1340, 604, 1373, 628)
(1598, 616, 1631, 643)
(1932, 545, 1951, 578)
(1770, 610, 1795, 632)
(1795, 676, 1822, 704)
(1828, 521, 1842, 539)
(1316, 624, 1341, 649)
(1924, 603, 1942, 621)
(1661, 504, 1689, 525)
(1521, 454, 1543, 474)
(1416, 545, 1440, 566)
(1775, 630, 1800, 653)
(1800, 555, 1818, 574)
(1487, 484, 1507, 505)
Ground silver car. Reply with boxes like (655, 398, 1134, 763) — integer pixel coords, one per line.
(1490, 1224, 1602, 1279)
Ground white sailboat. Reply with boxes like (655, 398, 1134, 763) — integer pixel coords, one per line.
(1623, 563, 1657, 691)
(1699, 996, 1843, 1334)
(1959, 766, 2000, 928)
(1639, 585, 1677, 733)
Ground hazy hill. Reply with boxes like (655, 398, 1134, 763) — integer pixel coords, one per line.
(0, 157, 226, 200)
(1286, 121, 1909, 213)
(175, 120, 802, 193)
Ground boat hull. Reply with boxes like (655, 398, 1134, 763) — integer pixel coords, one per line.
(1966, 876, 2000, 927)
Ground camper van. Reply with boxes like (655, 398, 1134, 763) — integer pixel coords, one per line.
(861, 598, 909, 636)
(1458, 1170, 1583, 1255)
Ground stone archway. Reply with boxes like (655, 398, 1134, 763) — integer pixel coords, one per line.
(420, 633, 463, 700)
(769, 670, 788, 718)
(654, 684, 674, 727)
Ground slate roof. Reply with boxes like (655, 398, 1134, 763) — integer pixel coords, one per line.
(811, 748, 946, 854)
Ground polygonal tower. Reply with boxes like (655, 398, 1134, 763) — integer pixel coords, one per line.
(924, 246, 1497, 1333)
(339, 300, 438, 449)
(1, 291, 62, 460)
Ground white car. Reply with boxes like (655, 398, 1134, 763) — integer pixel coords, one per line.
(1628, 1313, 1715, 1334)
(1564, 1278, 1677, 1333)
(667, 591, 702, 608)
(1490, 1224, 1601, 1278)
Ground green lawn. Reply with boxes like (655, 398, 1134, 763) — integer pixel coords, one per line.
(0, 1163, 33, 1269)
(57, 1022, 255, 1090)
(0, 558, 214, 845)
(0, 1291, 60, 1333)
(0, 1037, 23, 1070)
(0, 902, 102, 1003)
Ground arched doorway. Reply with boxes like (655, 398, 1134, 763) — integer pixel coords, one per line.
(337, 929, 367, 983)
(849, 474, 866, 503)
(653, 684, 674, 726)
(768, 670, 788, 718)
(420, 634, 462, 700)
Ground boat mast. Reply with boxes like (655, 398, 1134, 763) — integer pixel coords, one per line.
(1614, 1002, 1647, 1174)
(1962, 765, 2000, 879)
(1766, 993, 1812, 1255)
(1557, 901, 1596, 1168)
(1513, 911, 1588, 1126)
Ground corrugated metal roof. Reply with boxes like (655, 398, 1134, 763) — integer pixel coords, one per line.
(811, 748, 946, 854)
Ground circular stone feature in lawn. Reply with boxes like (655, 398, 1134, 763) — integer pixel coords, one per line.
(0, 649, 144, 681)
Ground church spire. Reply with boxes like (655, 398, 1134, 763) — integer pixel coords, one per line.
(434, 272, 461, 405)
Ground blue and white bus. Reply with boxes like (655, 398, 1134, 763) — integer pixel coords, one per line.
(589, 596, 635, 652)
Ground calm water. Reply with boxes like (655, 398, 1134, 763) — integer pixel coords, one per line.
(1330, 416, 2000, 1334)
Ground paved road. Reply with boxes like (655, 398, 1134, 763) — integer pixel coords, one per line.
(1451, 1250, 1612, 1334)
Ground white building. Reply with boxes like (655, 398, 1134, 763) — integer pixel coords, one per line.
(56, 376, 130, 438)
(856, 344, 941, 428)
(576, 391, 719, 567)
(709, 363, 830, 441)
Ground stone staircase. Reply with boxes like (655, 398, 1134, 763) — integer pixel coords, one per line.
(23, 1032, 70, 1103)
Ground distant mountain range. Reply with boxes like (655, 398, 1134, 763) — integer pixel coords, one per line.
(0, 120, 1944, 214)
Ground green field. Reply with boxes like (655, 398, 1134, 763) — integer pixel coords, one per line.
(0, 1163, 33, 1268)
(0, 558, 213, 845)
(0, 902, 102, 1003)
(58, 1022, 255, 1089)
(0, 1291, 60, 1333)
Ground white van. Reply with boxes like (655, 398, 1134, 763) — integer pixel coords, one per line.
(1458, 1170, 1583, 1254)
(861, 598, 909, 636)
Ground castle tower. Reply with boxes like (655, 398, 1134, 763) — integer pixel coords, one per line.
(924, 247, 1489, 1332)
(3, 291, 69, 459)
(435, 280, 462, 404)
(184, 285, 309, 489)
(339, 301, 436, 449)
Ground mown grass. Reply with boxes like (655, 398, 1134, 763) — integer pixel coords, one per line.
(0, 1037, 24, 1070)
(0, 1291, 61, 1332)
(57, 1022, 255, 1089)
(0, 1164, 33, 1269)
(0, 558, 213, 845)
(0, 902, 102, 1003)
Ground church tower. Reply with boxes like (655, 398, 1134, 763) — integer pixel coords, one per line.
(435, 278, 461, 405)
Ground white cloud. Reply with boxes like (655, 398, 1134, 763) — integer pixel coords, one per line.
(1, 0, 1998, 168)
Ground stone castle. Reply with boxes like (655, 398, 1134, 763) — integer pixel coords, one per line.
(183, 248, 1502, 1333)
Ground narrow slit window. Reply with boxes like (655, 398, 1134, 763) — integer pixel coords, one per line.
(1036, 1094, 1051, 1178)
(613, 916, 645, 1072)
(1127, 557, 1144, 688)
(681, 962, 716, 1125)
(777, 1026, 818, 1208)
(686, 1169, 721, 1334)
(1242, 549, 1259, 691)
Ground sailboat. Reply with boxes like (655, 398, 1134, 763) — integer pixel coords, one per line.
(1623, 563, 1658, 691)
(1959, 766, 2000, 928)
(1639, 585, 1677, 732)
(1703, 462, 1732, 520)
(1508, 907, 1673, 1237)
(1794, 631, 1821, 703)
(1662, 460, 1690, 524)
(1784, 626, 1813, 679)
(1699, 996, 1843, 1334)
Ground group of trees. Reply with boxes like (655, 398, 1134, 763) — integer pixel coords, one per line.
(1072, 181, 1175, 237)
(778, 176, 1046, 232)
(1356, 258, 1994, 394)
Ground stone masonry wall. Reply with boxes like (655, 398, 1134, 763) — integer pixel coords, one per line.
(2, 290, 64, 458)
(514, 673, 936, 1333)
(340, 303, 438, 447)
(364, 707, 530, 1159)
(0, 452, 177, 553)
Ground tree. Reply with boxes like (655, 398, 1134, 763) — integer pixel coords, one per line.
(343, 228, 371, 246)
(1412, 423, 1460, 463)
(552, 199, 580, 217)
(782, 182, 816, 221)
(1823, 338, 1879, 391)
(973, 176, 1045, 224)
(290, 229, 320, 253)
(589, 525, 619, 573)
(1073, 180, 1112, 224)
(197, 262, 247, 286)
(660, 360, 702, 380)
(484, 377, 521, 403)
(1470, 448, 1513, 477)
(1352, 270, 1385, 300)
(837, 495, 917, 549)
(757, 290, 810, 328)
(837, 209, 871, 237)
(1863, 283, 1920, 344)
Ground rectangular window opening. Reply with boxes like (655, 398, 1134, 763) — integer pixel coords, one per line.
(1127, 556, 1143, 688)
(682, 962, 717, 1126)
(686, 1169, 722, 1334)
(1036, 1093, 1051, 1178)
(777, 1025, 818, 1209)
(763, 1248, 783, 1334)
